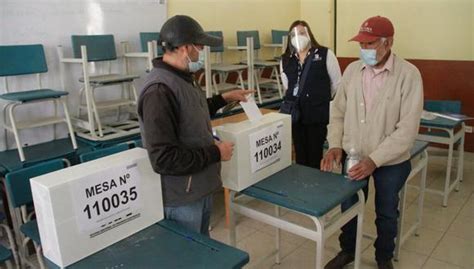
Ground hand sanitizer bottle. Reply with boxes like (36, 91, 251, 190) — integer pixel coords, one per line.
(344, 148, 360, 179)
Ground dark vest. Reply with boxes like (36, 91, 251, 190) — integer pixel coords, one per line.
(283, 47, 331, 124)
(139, 67, 221, 207)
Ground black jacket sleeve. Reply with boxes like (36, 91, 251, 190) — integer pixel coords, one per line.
(138, 83, 221, 176)
(207, 94, 227, 117)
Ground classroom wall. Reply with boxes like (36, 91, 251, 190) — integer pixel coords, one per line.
(335, 0, 473, 60)
(167, 0, 300, 63)
(170, 0, 473, 60)
(300, 0, 334, 50)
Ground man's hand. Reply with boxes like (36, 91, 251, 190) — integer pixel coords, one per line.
(348, 157, 377, 180)
(222, 89, 255, 103)
(320, 148, 343, 172)
(216, 141, 234, 161)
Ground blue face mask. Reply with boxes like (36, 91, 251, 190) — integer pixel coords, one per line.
(360, 48, 378, 66)
(187, 45, 204, 73)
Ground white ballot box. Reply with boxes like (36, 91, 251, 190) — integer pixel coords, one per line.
(31, 148, 163, 268)
(215, 112, 292, 191)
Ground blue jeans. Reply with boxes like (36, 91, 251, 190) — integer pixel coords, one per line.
(339, 160, 411, 262)
(164, 194, 213, 236)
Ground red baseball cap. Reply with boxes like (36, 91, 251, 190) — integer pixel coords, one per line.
(349, 16, 394, 42)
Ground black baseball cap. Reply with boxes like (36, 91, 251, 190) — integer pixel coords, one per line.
(160, 15, 222, 48)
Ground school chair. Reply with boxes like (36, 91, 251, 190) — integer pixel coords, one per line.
(0, 210, 16, 269)
(57, 35, 141, 141)
(4, 158, 68, 268)
(79, 142, 131, 163)
(234, 31, 283, 103)
(271, 30, 288, 45)
(0, 44, 77, 162)
(266, 29, 288, 60)
(140, 32, 164, 58)
(0, 243, 13, 269)
(424, 100, 461, 114)
(132, 138, 143, 148)
(122, 32, 163, 73)
(202, 31, 246, 95)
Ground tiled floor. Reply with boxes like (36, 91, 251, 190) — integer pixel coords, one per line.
(209, 148, 474, 269)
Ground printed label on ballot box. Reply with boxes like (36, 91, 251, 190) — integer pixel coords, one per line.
(71, 162, 143, 237)
(249, 121, 284, 173)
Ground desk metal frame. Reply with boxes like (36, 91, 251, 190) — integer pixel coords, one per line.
(229, 190, 365, 269)
(417, 122, 464, 206)
(358, 146, 428, 261)
(396, 149, 428, 260)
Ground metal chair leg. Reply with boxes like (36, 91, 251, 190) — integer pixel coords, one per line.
(34, 243, 45, 269)
(273, 66, 283, 99)
(3, 105, 10, 151)
(77, 87, 85, 118)
(7, 104, 25, 162)
(60, 99, 78, 150)
(237, 71, 245, 90)
(253, 71, 263, 104)
(90, 87, 104, 137)
(5, 259, 13, 269)
(443, 139, 454, 207)
(0, 224, 19, 268)
(53, 99, 58, 140)
(212, 73, 220, 95)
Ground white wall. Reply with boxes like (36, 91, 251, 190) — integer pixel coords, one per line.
(0, 0, 167, 151)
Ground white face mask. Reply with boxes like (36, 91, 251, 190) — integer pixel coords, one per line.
(186, 45, 204, 73)
(360, 39, 388, 67)
(291, 35, 310, 52)
(360, 48, 378, 66)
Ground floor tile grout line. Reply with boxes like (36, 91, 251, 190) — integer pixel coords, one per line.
(420, 191, 472, 268)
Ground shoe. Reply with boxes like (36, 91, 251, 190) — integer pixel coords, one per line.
(377, 260, 394, 269)
(324, 251, 354, 269)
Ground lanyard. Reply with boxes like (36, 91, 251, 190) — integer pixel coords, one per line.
(292, 50, 311, 97)
(292, 63, 303, 96)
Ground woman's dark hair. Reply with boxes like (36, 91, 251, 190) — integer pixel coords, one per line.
(282, 20, 322, 65)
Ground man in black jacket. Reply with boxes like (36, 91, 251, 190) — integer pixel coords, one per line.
(138, 15, 249, 235)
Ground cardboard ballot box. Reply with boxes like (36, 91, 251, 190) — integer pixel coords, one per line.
(31, 148, 163, 268)
(215, 112, 292, 191)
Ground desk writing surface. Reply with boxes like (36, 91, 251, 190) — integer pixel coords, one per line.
(46, 220, 249, 269)
(242, 164, 367, 217)
(420, 117, 462, 129)
(0, 138, 93, 175)
(410, 141, 429, 158)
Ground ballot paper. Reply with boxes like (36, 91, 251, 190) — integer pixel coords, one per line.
(432, 112, 474, 122)
(421, 110, 437, 120)
(422, 110, 473, 121)
(240, 95, 263, 123)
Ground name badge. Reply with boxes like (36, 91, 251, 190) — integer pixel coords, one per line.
(292, 85, 299, 96)
(313, 53, 323, 62)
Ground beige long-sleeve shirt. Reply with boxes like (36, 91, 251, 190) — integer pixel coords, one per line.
(327, 54, 423, 167)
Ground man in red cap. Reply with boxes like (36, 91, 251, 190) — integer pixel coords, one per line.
(321, 16, 423, 269)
